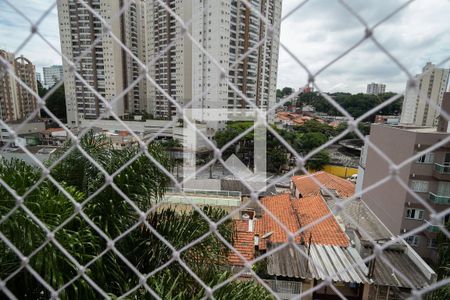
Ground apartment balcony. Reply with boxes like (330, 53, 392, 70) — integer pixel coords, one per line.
(427, 225, 441, 233)
(429, 192, 450, 205)
(433, 163, 450, 181)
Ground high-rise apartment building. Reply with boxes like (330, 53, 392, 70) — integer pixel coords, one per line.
(366, 82, 386, 95)
(358, 121, 450, 262)
(400, 62, 450, 127)
(146, 0, 281, 119)
(58, 0, 281, 125)
(36, 72, 42, 84)
(43, 65, 64, 88)
(0, 49, 19, 122)
(0, 50, 39, 122)
(57, 0, 145, 126)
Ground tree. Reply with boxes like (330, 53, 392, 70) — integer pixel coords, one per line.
(0, 132, 270, 299)
(37, 80, 47, 97)
(306, 151, 330, 170)
(296, 119, 336, 138)
(40, 84, 67, 122)
(298, 132, 328, 153)
(267, 148, 288, 173)
(281, 87, 294, 97)
(276, 89, 283, 99)
(335, 122, 371, 139)
(298, 91, 403, 121)
(429, 222, 450, 299)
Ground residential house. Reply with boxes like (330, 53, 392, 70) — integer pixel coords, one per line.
(228, 172, 436, 299)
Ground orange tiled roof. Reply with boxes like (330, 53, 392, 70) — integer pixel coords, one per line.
(118, 130, 130, 137)
(276, 112, 302, 121)
(41, 127, 65, 133)
(292, 171, 355, 198)
(329, 121, 342, 128)
(228, 193, 350, 266)
(228, 220, 254, 266)
(259, 193, 301, 247)
(292, 196, 349, 247)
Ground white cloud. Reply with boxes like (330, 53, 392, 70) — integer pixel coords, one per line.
(278, 0, 450, 93)
(0, 0, 449, 94)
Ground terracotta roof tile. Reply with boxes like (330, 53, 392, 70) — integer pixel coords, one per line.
(292, 196, 349, 247)
(259, 193, 301, 245)
(228, 220, 255, 266)
(41, 128, 65, 133)
(292, 171, 355, 198)
(229, 193, 350, 265)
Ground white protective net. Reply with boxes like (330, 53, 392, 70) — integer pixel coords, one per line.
(0, 0, 449, 299)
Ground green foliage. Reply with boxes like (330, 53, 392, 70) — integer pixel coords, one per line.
(40, 84, 67, 121)
(0, 134, 269, 299)
(281, 87, 294, 96)
(214, 121, 254, 149)
(214, 122, 290, 173)
(298, 132, 328, 153)
(0, 158, 102, 299)
(276, 89, 283, 99)
(296, 91, 403, 121)
(336, 122, 371, 138)
(295, 119, 336, 138)
(429, 222, 450, 299)
(306, 151, 331, 170)
(213, 121, 334, 173)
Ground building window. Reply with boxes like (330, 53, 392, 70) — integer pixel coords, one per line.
(416, 152, 434, 164)
(427, 238, 438, 249)
(410, 180, 429, 193)
(405, 235, 420, 247)
(437, 181, 450, 196)
(406, 208, 424, 220)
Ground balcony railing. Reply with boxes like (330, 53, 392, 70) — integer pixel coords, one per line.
(434, 163, 450, 174)
(427, 225, 441, 233)
(429, 192, 450, 205)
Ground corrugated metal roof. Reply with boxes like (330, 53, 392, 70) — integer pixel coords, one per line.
(267, 244, 308, 278)
(307, 244, 369, 284)
(267, 244, 369, 284)
(372, 250, 432, 289)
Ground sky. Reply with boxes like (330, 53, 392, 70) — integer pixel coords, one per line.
(1, 0, 449, 94)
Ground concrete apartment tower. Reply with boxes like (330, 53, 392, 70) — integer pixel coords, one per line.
(366, 83, 386, 95)
(57, 0, 146, 126)
(0, 49, 19, 122)
(358, 109, 450, 262)
(400, 62, 450, 127)
(36, 72, 42, 84)
(0, 50, 39, 122)
(43, 65, 64, 88)
(146, 0, 282, 120)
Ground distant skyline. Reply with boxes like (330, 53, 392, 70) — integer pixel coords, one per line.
(1, 0, 450, 94)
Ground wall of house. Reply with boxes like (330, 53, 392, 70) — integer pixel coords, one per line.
(323, 164, 358, 178)
(361, 125, 415, 235)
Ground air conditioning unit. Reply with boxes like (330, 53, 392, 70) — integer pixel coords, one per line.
(402, 229, 407, 233)
(407, 201, 411, 206)
(412, 173, 415, 178)
(417, 144, 421, 148)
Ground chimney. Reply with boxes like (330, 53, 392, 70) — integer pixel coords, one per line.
(437, 92, 450, 132)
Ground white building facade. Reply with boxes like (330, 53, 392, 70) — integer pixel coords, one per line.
(145, 0, 282, 120)
(57, 0, 146, 126)
(366, 82, 386, 95)
(43, 65, 64, 88)
(400, 62, 450, 127)
(58, 0, 281, 127)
